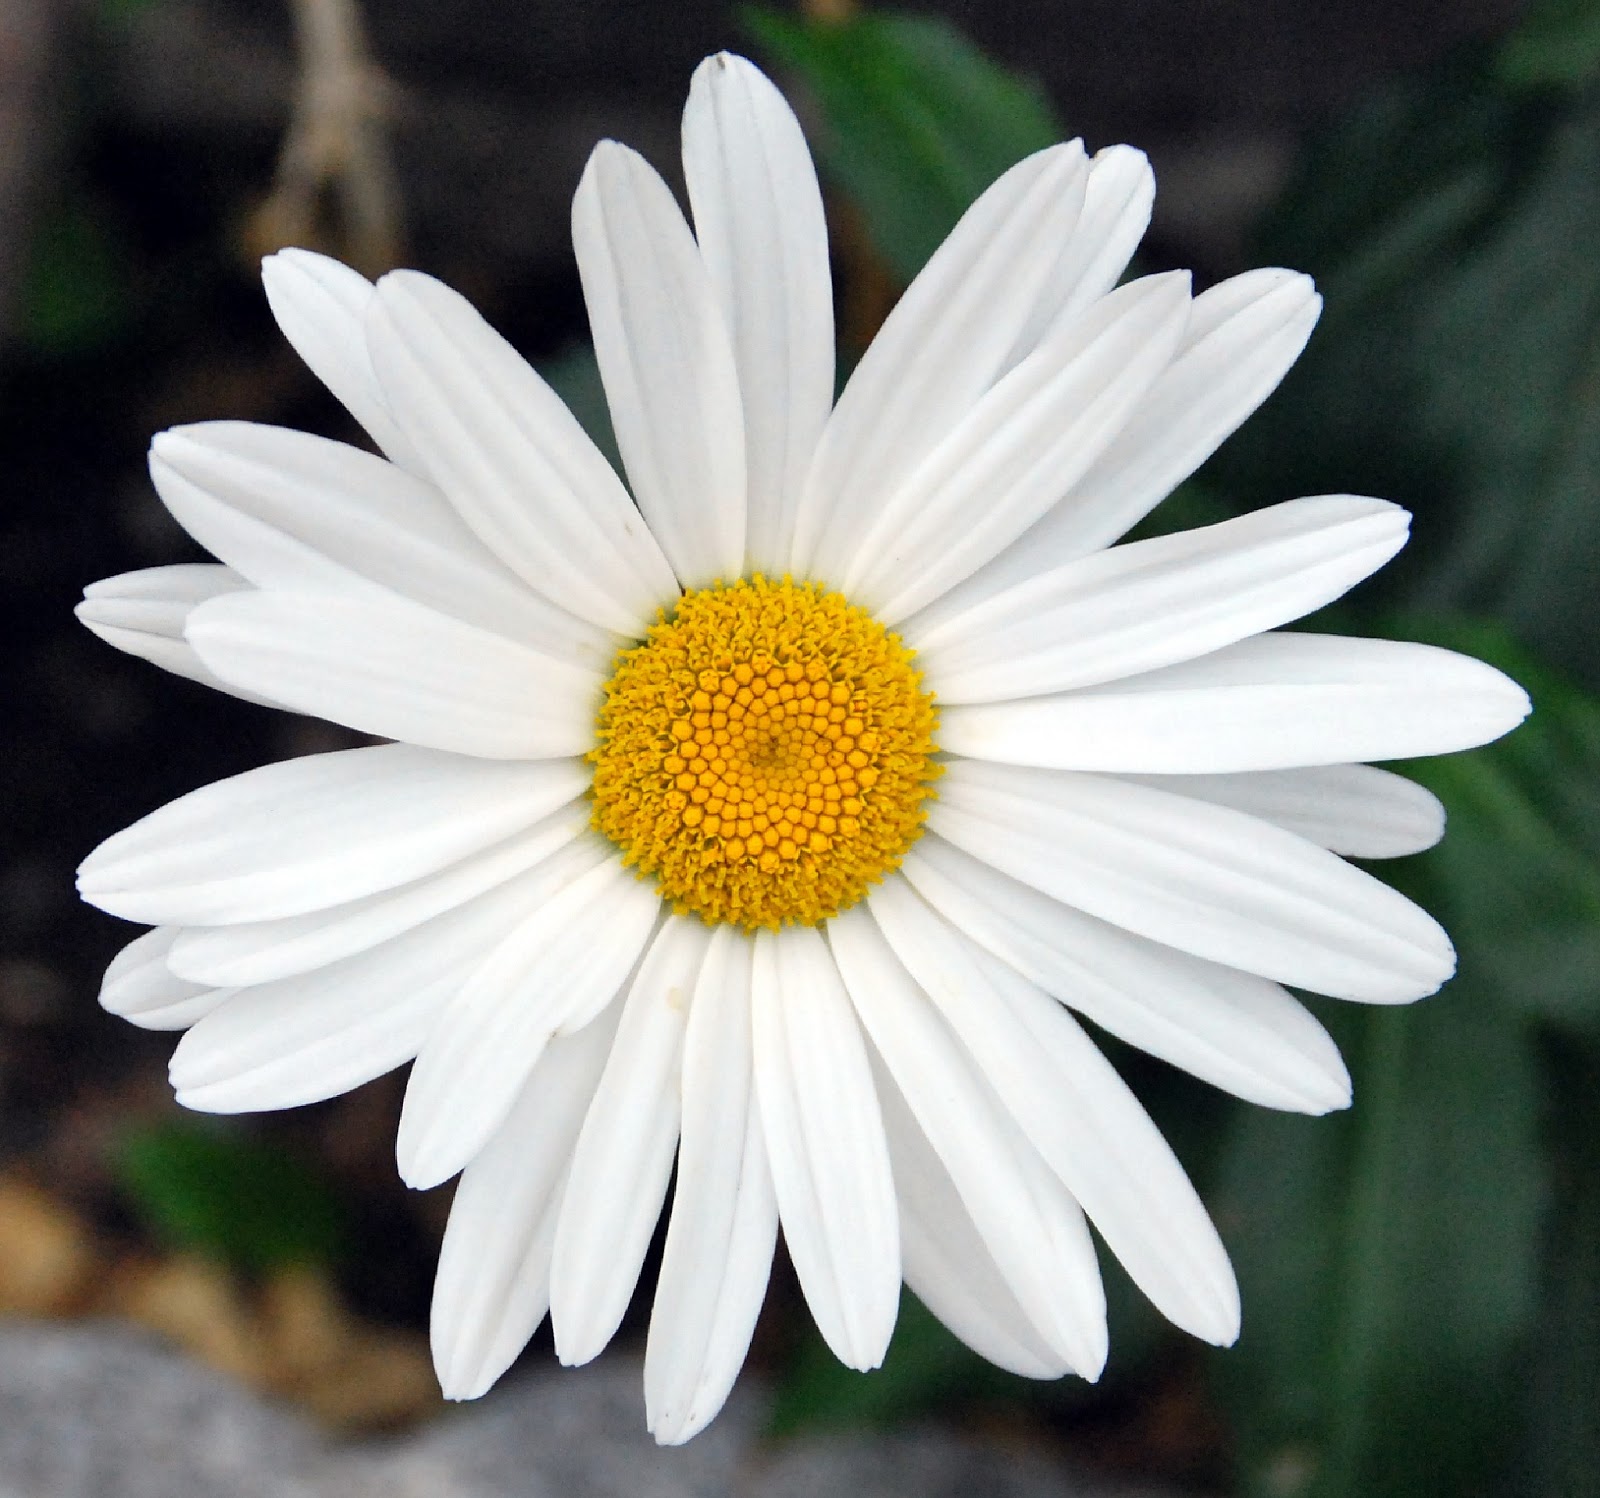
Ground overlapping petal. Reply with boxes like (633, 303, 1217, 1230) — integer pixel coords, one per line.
(792, 142, 1089, 583)
(682, 52, 834, 575)
(78, 745, 588, 926)
(646, 926, 777, 1445)
(937, 631, 1530, 771)
(751, 926, 899, 1370)
(913, 495, 1411, 703)
(573, 142, 747, 587)
(366, 268, 679, 633)
(149, 422, 616, 667)
(186, 589, 600, 759)
(75, 564, 271, 703)
(932, 759, 1454, 1002)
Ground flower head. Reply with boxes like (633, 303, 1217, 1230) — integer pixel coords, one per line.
(77, 53, 1529, 1443)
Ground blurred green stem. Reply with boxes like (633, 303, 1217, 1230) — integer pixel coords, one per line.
(1324, 1007, 1410, 1497)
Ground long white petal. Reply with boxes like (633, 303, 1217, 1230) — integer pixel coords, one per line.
(76, 565, 272, 704)
(957, 268, 1324, 620)
(396, 848, 659, 1190)
(845, 272, 1192, 622)
(751, 926, 899, 1370)
(98, 927, 229, 1032)
(167, 867, 563, 1113)
(646, 925, 777, 1446)
(78, 745, 587, 926)
(831, 907, 1107, 1376)
(1126, 765, 1446, 860)
(932, 759, 1453, 1002)
(903, 837, 1351, 1113)
(431, 1008, 620, 1400)
(260, 249, 424, 471)
(185, 589, 600, 760)
(683, 53, 833, 575)
(938, 631, 1530, 771)
(867, 876, 1241, 1345)
(366, 268, 678, 633)
(913, 496, 1410, 703)
(1002, 143, 1155, 368)
(792, 143, 1089, 584)
(881, 1064, 1076, 1379)
(573, 141, 746, 586)
(149, 423, 616, 668)
(550, 917, 710, 1365)
(167, 801, 591, 986)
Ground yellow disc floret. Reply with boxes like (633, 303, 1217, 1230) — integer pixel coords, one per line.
(589, 576, 940, 930)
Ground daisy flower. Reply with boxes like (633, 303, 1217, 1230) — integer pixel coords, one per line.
(77, 53, 1528, 1444)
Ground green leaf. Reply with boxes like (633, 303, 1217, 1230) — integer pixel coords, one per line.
(1499, 0, 1600, 92)
(1213, 61, 1600, 691)
(19, 197, 131, 356)
(1214, 991, 1545, 1498)
(1511, 1037, 1600, 1495)
(116, 1120, 348, 1274)
(743, 7, 1062, 283)
(1392, 619, 1600, 1034)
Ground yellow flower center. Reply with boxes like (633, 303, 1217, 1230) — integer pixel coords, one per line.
(589, 576, 940, 930)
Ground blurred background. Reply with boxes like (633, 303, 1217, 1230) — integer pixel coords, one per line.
(1, 1, 1597, 1494)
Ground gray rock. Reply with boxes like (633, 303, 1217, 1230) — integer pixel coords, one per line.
(0, 1320, 1189, 1498)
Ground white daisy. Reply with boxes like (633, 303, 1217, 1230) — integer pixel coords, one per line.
(78, 53, 1528, 1444)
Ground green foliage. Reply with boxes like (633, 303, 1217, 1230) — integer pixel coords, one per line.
(1400, 621, 1600, 1034)
(1499, 0, 1600, 92)
(19, 198, 130, 356)
(1215, 995, 1545, 1498)
(744, 7, 1062, 283)
(1214, 56, 1600, 692)
(116, 1120, 348, 1274)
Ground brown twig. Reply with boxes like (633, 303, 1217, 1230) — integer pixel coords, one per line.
(245, 0, 403, 276)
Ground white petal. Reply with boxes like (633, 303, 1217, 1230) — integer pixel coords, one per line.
(845, 272, 1192, 623)
(1046, 268, 1322, 558)
(931, 759, 1454, 1003)
(926, 270, 1324, 624)
(431, 1008, 621, 1400)
(366, 268, 678, 633)
(1126, 765, 1446, 860)
(551, 917, 710, 1365)
(149, 423, 616, 669)
(792, 143, 1090, 584)
(646, 925, 778, 1446)
(396, 847, 659, 1190)
(260, 249, 424, 471)
(937, 631, 1531, 772)
(751, 926, 899, 1370)
(682, 53, 834, 574)
(880, 1064, 1075, 1380)
(913, 496, 1411, 704)
(77, 565, 273, 704)
(830, 907, 1107, 1376)
(867, 876, 1241, 1345)
(98, 927, 230, 1031)
(573, 141, 746, 586)
(185, 589, 599, 760)
(1003, 144, 1155, 368)
(167, 868, 560, 1113)
(903, 837, 1351, 1114)
(78, 744, 586, 926)
(167, 800, 591, 986)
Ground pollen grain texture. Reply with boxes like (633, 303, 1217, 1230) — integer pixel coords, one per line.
(589, 576, 940, 930)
